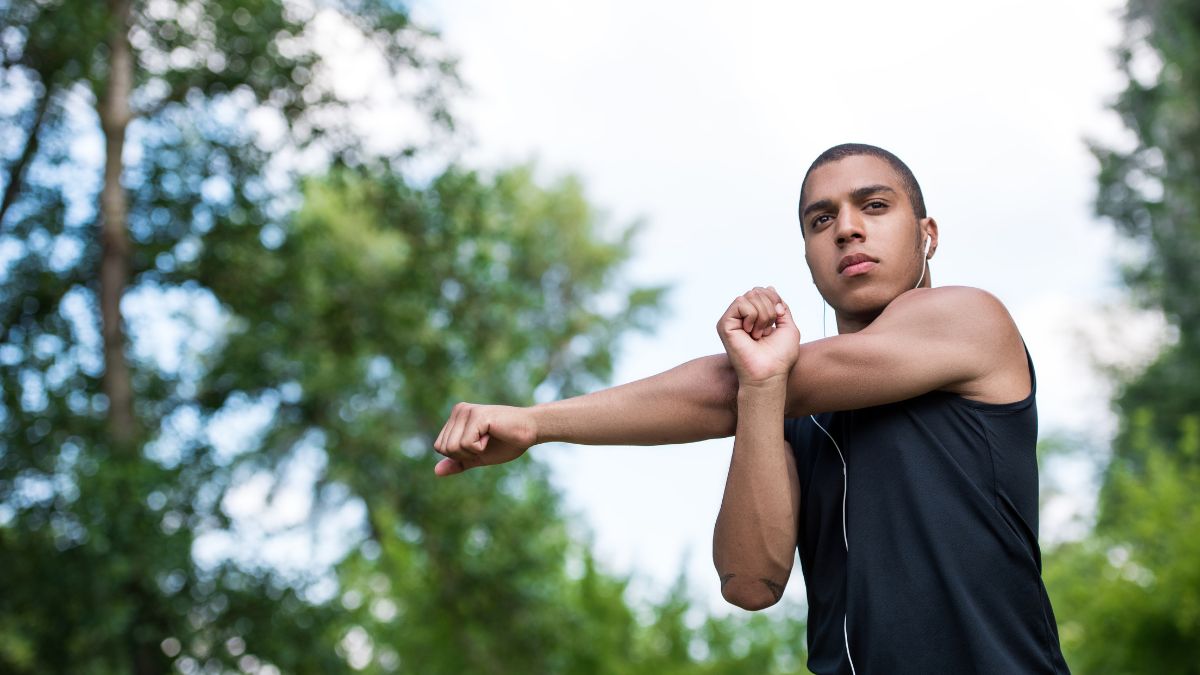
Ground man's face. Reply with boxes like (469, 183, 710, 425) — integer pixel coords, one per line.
(800, 154, 935, 323)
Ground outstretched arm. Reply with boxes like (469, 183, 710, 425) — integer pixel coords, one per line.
(433, 353, 740, 475)
(433, 284, 1027, 475)
(433, 285, 794, 476)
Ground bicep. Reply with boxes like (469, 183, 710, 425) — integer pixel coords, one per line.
(784, 288, 1014, 416)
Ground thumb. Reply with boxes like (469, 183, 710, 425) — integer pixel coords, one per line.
(434, 457, 466, 477)
(773, 301, 794, 327)
(772, 300, 792, 324)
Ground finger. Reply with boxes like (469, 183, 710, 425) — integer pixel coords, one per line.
(435, 403, 463, 455)
(720, 295, 754, 335)
(444, 404, 472, 456)
(747, 286, 781, 322)
(745, 290, 764, 338)
(434, 404, 458, 454)
(774, 301, 798, 332)
(475, 432, 490, 453)
(718, 298, 743, 337)
(462, 409, 491, 454)
(463, 408, 489, 453)
(434, 457, 465, 476)
(436, 455, 483, 476)
(764, 286, 783, 306)
(434, 421, 445, 455)
(757, 289, 779, 335)
(761, 326, 775, 338)
(737, 296, 758, 334)
(748, 288, 775, 339)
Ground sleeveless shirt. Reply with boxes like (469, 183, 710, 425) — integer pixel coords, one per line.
(782, 353, 1070, 674)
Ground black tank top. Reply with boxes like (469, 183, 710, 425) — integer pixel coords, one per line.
(783, 352, 1070, 674)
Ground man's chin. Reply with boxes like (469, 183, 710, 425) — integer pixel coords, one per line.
(828, 290, 895, 321)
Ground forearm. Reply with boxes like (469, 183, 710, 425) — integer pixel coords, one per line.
(713, 380, 800, 610)
(530, 354, 739, 446)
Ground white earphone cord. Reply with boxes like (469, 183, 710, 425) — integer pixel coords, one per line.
(808, 414, 857, 674)
(914, 234, 931, 289)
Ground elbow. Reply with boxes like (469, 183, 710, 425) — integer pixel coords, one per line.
(720, 578, 784, 612)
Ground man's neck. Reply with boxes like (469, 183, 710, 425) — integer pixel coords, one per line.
(835, 280, 935, 334)
(835, 313, 874, 334)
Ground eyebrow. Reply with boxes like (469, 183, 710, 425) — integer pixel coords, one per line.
(801, 184, 898, 222)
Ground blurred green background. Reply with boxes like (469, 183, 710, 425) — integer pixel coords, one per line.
(0, 0, 1196, 673)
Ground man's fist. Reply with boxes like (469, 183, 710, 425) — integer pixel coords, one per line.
(432, 403, 539, 476)
(717, 286, 801, 385)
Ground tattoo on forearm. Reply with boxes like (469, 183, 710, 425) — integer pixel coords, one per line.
(720, 573, 736, 589)
(759, 578, 784, 602)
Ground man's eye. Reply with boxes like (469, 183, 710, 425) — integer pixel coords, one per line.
(812, 214, 832, 228)
(866, 201, 887, 210)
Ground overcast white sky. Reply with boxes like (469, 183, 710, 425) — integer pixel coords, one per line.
(393, 0, 1187, 613)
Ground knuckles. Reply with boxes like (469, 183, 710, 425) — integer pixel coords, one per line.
(718, 287, 789, 337)
(435, 402, 481, 457)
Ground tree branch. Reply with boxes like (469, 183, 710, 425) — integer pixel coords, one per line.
(0, 77, 53, 230)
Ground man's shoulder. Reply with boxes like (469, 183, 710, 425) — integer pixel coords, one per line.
(880, 285, 1017, 336)
(892, 284, 1009, 312)
(865, 285, 1027, 402)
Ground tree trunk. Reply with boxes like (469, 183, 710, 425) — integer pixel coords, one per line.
(99, 7, 173, 674)
(98, 0, 135, 446)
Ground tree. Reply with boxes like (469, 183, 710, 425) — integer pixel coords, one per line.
(0, 0, 455, 671)
(1091, 0, 1200, 478)
(1044, 0, 1200, 671)
(200, 163, 664, 673)
(1044, 414, 1200, 674)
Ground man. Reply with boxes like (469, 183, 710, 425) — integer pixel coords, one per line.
(434, 144, 1069, 673)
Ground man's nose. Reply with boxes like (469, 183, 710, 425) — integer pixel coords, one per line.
(834, 208, 865, 245)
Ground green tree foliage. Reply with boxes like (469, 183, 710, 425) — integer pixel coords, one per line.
(189, 164, 808, 673)
(1044, 1, 1200, 671)
(203, 164, 662, 672)
(1045, 414, 1200, 674)
(0, 2, 812, 672)
(0, 0, 453, 669)
(1092, 0, 1200, 473)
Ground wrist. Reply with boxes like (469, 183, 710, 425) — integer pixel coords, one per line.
(737, 377, 789, 408)
(736, 371, 790, 394)
(528, 403, 554, 444)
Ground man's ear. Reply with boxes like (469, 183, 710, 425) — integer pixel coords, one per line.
(920, 217, 939, 259)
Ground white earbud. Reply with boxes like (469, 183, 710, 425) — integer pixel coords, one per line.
(923, 235, 932, 259)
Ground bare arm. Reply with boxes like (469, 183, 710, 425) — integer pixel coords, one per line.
(783, 286, 1030, 416)
(433, 285, 1027, 476)
(713, 380, 801, 611)
(711, 287, 802, 610)
(432, 354, 739, 475)
(534, 354, 739, 445)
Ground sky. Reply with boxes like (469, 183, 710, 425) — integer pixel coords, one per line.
(394, 0, 1179, 613)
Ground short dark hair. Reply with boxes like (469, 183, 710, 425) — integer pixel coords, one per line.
(797, 143, 927, 230)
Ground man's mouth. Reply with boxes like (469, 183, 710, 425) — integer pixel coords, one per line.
(838, 253, 879, 276)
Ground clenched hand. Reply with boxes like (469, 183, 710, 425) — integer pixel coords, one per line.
(716, 286, 800, 385)
(432, 403, 538, 476)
